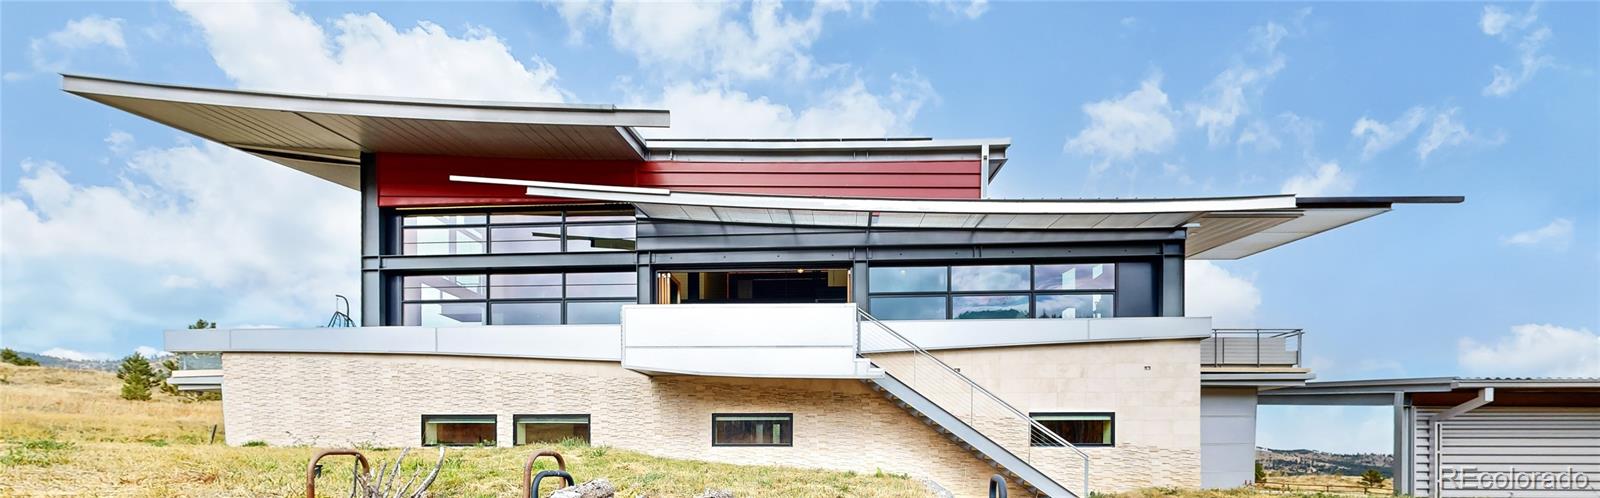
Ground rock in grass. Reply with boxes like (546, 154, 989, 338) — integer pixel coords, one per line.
(694, 489, 733, 498)
(550, 478, 617, 498)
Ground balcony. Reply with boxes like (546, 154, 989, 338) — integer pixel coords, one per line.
(620, 303, 879, 378)
(1200, 329, 1303, 368)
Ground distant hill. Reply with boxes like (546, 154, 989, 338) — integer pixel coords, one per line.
(1258, 448, 1394, 477)
(12, 351, 120, 372)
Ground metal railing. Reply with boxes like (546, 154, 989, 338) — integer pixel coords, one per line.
(1202, 329, 1303, 367)
(856, 310, 1090, 497)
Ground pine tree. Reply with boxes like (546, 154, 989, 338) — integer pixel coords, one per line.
(1360, 468, 1386, 487)
(117, 352, 157, 401)
(1, 348, 40, 366)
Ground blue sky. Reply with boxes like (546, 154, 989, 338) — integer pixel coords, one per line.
(2, 1, 1596, 453)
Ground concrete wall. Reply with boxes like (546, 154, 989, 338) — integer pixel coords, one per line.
(1199, 387, 1258, 489)
(221, 352, 1020, 497)
(912, 339, 1204, 491)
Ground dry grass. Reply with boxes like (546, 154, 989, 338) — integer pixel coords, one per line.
(0, 364, 928, 497)
(2, 364, 1379, 498)
(1255, 474, 1393, 495)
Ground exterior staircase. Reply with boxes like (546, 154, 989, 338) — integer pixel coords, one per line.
(857, 310, 1088, 498)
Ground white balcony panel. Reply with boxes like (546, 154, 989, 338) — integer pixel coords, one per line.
(436, 325, 620, 361)
(861, 316, 1212, 352)
(621, 303, 869, 378)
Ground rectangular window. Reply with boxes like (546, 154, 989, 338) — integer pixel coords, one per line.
(712, 413, 792, 447)
(950, 265, 1029, 291)
(422, 415, 496, 446)
(1030, 413, 1113, 447)
(401, 272, 636, 326)
(952, 295, 1029, 319)
(868, 263, 1118, 320)
(401, 214, 487, 256)
(399, 207, 635, 256)
(869, 266, 948, 293)
(868, 296, 947, 320)
(1034, 264, 1115, 291)
(1035, 294, 1115, 319)
(514, 414, 591, 445)
(489, 226, 561, 254)
(566, 224, 637, 252)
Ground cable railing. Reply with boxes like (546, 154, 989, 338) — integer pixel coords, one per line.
(1202, 329, 1304, 367)
(855, 310, 1090, 497)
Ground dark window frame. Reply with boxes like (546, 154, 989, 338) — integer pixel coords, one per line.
(399, 271, 636, 326)
(711, 412, 794, 447)
(421, 414, 498, 447)
(867, 263, 1118, 320)
(396, 206, 636, 256)
(512, 413, 592, 446)
(1028, 411, 1115, 447)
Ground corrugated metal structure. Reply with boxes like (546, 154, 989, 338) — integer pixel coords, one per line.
(1262, 377, 1600, 497)
(1412, 406, 1600, 498)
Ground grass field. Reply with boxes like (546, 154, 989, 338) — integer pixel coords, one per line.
(0, 363, 1384, 497)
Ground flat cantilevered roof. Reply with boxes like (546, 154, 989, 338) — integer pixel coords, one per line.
(62, 74, 1008, 187)
(63, 74, 671, 188)
(452, 175, 1462, 260)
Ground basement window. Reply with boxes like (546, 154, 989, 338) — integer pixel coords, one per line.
(1030, 412, 1114, 447)
(712, 413, 793, 447)
(514, 414, 591, 445)
(422, 415, 496, 447)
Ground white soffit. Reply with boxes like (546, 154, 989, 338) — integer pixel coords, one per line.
(62, 74, 669, 189)
(1188, 208, 1389, 260)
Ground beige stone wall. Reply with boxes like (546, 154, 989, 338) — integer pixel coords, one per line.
(221, 353, 1024, 497)
(910, 339, 1204, 491)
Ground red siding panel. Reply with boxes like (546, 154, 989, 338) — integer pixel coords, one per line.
(376, 153, 981, 207)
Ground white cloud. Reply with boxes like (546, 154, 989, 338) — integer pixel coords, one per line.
(104, 131, 135, 155)
(1184, 261, 1260, 328)
(1, 140, 358, 353)
(638, 73, 937, 139)
(40, 348, 113, 361)
(549, 1, 609, 43)
(1280, 161, 1353, 197)
(1459, 324, 1600, 378)
(1065, 75, 1177, 173)
(5, 15, 127, 80)
(928, 0, 989, 20)
(1502, 218, 1575, 250)
(173, 0, 566, 101)
(593, 0, 857, 82)
(133, 346, 171, 358)
(1352, 106, 1495, 161)
(1186, 15, 1297, 147)
(1351, 107, 1427, 160)
(1479, 4, 1554, 97)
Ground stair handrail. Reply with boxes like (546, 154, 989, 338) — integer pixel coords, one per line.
(855, 309, 1090, 496)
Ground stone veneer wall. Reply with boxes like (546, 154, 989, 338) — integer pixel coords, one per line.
(916, 339, 1204, 491)
(221, 353, 1023, 497)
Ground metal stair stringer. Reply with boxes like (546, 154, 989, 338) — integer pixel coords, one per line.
(868, 372, 1080, 498)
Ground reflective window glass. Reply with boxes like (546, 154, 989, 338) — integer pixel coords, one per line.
(402, 227, 486, 255)
(1035, 294, 1115, 319)
(1034, 264, 1116, 291)
(952, 295, 1029, 319)
(402, 302, 485, 327)
(402, 275, 486, 301)
(489, 226, 561, 253)
(868, 267, 948, 293)
(566, 272, 637, 298)
(567, 224, 636, 252)
(869, 296, 947, 320)
(490, 302, 561, 325)
(566, 301, 628, 324)
(951, 265, 1030, 291)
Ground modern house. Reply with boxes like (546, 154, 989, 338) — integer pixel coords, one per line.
(64, 74, 1588, 498)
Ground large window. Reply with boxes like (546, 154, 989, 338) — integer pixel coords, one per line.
(400, 271, 636, 326)
(1030, 412, 1114, 447)
(400, 208, 635, 255)
(867, 263, 1116, 320)
(422, 415, 496, 446)
(514, 414, 590, 445)
(712, 413, 793, 447)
